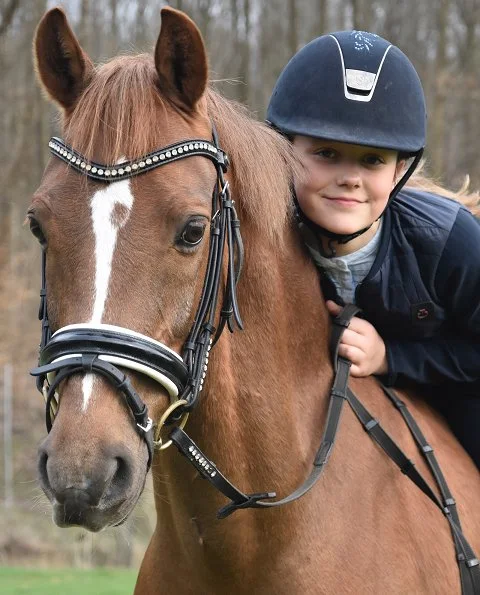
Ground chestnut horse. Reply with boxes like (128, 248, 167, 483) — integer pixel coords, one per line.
(30, 7, 479, 595)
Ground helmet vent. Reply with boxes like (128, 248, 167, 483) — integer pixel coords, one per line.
(345, 69, 375, 93)
(330, 35, 392, 103)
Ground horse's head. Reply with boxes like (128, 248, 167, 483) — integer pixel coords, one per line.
(30, 7, 224, 531)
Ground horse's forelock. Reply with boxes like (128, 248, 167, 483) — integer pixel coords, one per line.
(64, 54, 168, 164)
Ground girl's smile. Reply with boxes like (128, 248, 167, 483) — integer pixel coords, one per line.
(324, 196, 364, 206)
(293, 135, 406, 254)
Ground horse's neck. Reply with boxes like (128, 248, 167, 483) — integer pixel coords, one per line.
(152, 221, 334, 550)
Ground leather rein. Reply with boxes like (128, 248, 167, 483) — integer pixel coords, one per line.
(31, 128, 479, 594)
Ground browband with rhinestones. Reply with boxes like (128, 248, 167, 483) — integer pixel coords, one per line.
(48, 136, 228, 182)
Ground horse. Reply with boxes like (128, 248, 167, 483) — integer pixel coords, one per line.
(30, 7, 480, 594)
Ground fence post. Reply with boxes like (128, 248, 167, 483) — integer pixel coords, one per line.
(3, 362, 13, 508)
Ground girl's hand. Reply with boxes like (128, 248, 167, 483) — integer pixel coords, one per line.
(326, 300, 388, 377)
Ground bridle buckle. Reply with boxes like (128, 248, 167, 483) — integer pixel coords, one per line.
(153, 399, 189, 451)
(137, 417, 153, 433)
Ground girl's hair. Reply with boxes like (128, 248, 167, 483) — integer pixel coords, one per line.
(407, 162, 480, 217)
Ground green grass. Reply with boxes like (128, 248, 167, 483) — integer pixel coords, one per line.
(0, 567, 138, 595)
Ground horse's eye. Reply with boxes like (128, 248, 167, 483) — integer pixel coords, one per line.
(28, 216, 47, 247)
(178, 219, 207, 249)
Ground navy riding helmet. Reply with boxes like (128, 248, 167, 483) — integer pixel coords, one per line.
(267, 31, 427, 246)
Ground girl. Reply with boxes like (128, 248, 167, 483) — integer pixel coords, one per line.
(266, 31, 480, 468)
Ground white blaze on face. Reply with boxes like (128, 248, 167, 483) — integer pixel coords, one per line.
(82, 178, 134, 410)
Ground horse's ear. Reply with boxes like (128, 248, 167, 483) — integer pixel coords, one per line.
(155, 7, 208, 110)
(34, 8, 94, 111)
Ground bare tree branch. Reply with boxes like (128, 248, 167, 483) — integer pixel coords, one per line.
(0, 0, 20, 37)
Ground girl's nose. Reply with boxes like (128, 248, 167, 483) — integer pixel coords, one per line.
(336, 170, 361, 188)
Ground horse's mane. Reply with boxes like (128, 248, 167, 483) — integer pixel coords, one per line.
(205, 88, 301, 240)
(63, 54, 479, 240)
(64, 54, 300, 242)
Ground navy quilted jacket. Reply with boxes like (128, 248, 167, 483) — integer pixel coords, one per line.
(315, 188, 480, 391)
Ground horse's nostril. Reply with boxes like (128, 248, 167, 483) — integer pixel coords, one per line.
(38, 449, 51, 492)
(108, 455, 133, 499)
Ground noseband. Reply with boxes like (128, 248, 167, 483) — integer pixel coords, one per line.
(31, 126, 244, 469)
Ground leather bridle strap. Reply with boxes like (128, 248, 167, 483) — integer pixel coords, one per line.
(181, 125, 243, 408)
(36, 250, 51, 393)
(171, 356, 353, 518)
(31, 124, 244, 472)
(377, 385, 480, 593)
(169, 304, 360, 518)
(346, 387, 480, 593)
(167, 304, 480, 594)
(37, 354, 154, 468)
(381, 384, 461, 523)
(48, 136, 226, 182)
(34, 324, 188, 399)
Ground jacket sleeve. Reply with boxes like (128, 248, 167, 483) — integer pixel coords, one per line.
(384, 336, 480, 386)
(383, 208, 480, 386)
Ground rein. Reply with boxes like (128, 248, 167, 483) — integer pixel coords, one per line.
(168, 305, 480, 593)
(30, 128, 479, 594)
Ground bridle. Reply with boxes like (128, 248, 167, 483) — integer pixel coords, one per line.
(30, 126, 479, 593)
(31, 126, 244, 469)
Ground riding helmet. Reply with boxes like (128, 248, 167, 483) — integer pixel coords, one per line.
(266, 31, 426, 248)
(267, 30, 426, 155)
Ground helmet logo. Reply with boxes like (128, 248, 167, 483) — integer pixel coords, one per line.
(351, 31, 378, 52)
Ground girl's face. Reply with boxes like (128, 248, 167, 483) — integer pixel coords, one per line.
(293, 136, 405, 250)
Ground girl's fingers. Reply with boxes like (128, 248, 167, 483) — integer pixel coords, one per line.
(340, 328, 365, 349)
(338, 343, 364, 365)
(326, 300, 342, 315)
(347, 316, 372, 334)
(349, 364, 363, 377)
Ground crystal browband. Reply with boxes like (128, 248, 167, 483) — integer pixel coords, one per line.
(48, 136, 228, 182)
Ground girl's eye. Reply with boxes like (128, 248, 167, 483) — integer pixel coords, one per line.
(177, 219, 207, 250)
(28, 216, 47, 247)
(315, 148, 337, 160)
(363, 154, 384, 166)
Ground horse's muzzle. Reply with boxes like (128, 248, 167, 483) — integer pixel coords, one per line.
(38, 438, 139, 531)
